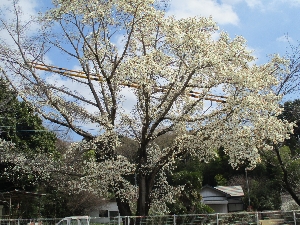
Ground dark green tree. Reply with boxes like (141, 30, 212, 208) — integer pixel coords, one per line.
(251, 99, 300, 209)
(228, 162, 282, 211)
(167, 157, 213, 214)
(202, 148, 283, 211)
(0, 80, 57, 157)
(274, 99, 300, 207)
(0, 78, 57, 217)
(279, 99, 300, 153)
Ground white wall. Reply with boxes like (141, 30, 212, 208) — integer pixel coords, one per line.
(89, 201, 119, 223)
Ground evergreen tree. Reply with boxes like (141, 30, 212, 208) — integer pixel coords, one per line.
(0, 78, 57, 217)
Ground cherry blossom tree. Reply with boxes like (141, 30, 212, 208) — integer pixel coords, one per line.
(0, 0, 294, 217)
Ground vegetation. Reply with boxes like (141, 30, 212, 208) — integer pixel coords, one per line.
(0, 0, 298, 218)
(0, 79, 102, 218)
(0, 78, 56, 217)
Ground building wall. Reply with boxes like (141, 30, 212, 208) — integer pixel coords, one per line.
(200, 187, 244, 213)
(200, 188, 227, 201)
(200, 188, 228, 213)
(89, 201, 119, 223)
(208, 204, 228, 213)
(228, 203, 244, 212)
(228, 198, 244, 212)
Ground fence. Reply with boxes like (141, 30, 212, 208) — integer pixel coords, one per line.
(103, 210, 300, 225)
(0, 218, 61, 225)
(1, 210, 300, 225)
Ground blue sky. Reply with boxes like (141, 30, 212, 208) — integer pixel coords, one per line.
(2, 0, 299, 66)
(1, 0, 300, 139)
(167, 0, 300, 65)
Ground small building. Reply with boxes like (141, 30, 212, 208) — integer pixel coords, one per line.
(88, 200, 119, 223)
(200, 185, 244, 213)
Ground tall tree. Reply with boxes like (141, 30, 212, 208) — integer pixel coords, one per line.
(271, 99, 300, 206)
(262, 38, 300, 207)
(0, 0, 293, 217)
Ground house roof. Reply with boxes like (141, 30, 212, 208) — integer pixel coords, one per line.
(214, 186, 244, 197)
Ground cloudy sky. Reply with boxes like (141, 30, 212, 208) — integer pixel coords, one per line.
(1, 0, 300, 139)
(3, 0, 299, 64)
(167, 0, 300, 64)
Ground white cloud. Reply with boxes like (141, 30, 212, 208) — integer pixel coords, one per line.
(276, 35, 295, 44)
(280, 0, 300, 6)
(0, 0, 40, 46)
(221, 0, 265, 8)
(0, 0, 39, 23)
(244, 0, 263, 8)
(167, 0, 240, 25)
(237, 0, 300, 10)
(221, 0, 243, 5)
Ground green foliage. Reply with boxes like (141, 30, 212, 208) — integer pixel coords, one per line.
(40, 187, 105, 218)
(250, 99, 300, 210)
(39, 188, 74, 218)
(279, 99, 300, 153)
(245, 177, 281, 211)
(84, 149, 96, 159)
(0, 78, 58, 218)
(0, 79, 57, 156)
(167, 158, 214, 214)
(201, 148, 245, 186)
(167, 147, 283, 213)
(214, 174, 227, 186)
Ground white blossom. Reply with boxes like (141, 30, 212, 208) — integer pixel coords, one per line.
(0, 0, 294, 216)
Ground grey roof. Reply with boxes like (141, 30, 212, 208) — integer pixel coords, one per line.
(214, 186, 244, 197)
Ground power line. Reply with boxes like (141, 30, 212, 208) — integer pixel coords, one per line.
(1, 58, 227, 102)
(30, 62, 227, 103)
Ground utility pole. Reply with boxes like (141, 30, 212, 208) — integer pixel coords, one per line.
(245, 168, 251, 209)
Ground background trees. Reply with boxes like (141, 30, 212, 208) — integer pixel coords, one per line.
(0, 78, 56, 218)
(269, 99, 300, 207)
(167, 157, 210, 215)
(270, 39, 300, 207)
(0, 78, 102, 218)
(0, 0, 294, 217)
(0, 78, 57, 191)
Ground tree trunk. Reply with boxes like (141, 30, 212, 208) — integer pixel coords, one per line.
(136, 175, 151, 216)
(116, 197, 132, 216)
(116, 197, 135, 225)
(135, 174, 153, 225)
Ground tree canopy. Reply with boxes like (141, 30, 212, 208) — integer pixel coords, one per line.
(0, 78, 57, 189)
(0, 78, 59, 218)
(268, 99, 300, 208)
(0, 0, 294, 217)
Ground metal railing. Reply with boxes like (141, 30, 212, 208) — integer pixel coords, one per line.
(1, 210, 300, 225)
(0, 218, 61, 225)
(91, 210, 300, 225)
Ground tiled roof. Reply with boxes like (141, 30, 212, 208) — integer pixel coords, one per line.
(214, 186, 244, 197)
